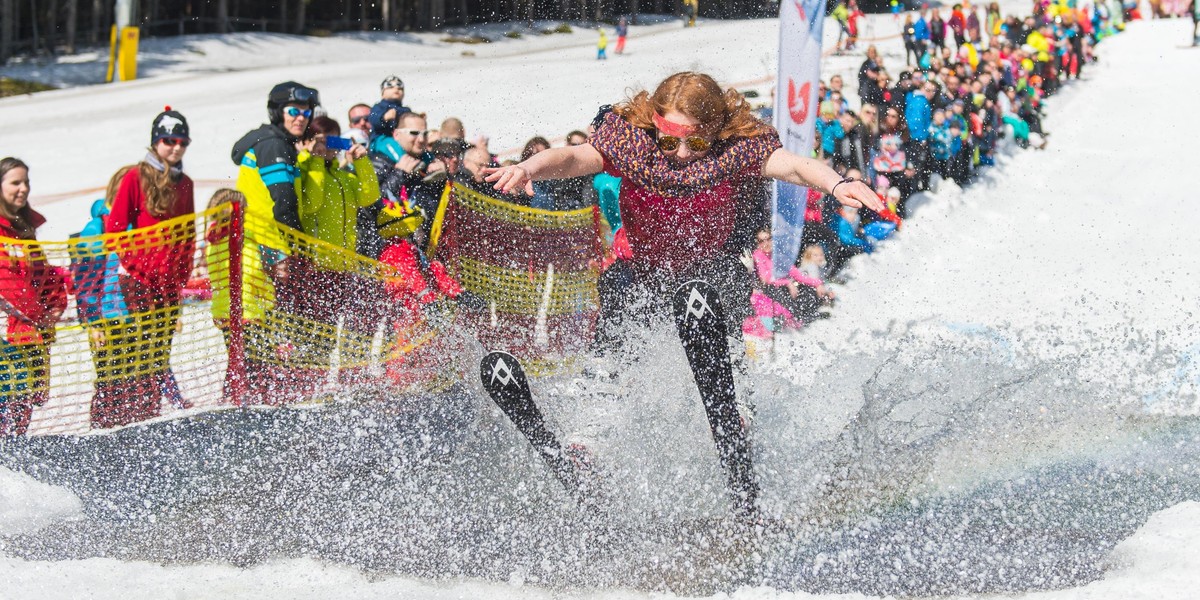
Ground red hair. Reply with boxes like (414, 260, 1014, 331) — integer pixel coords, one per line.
(613, 71, 774, 141)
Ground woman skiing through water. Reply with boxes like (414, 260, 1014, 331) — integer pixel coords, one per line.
(483, 72, 881, 517)
(485, 71, 882, 342)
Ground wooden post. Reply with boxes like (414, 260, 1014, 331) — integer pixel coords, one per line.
(65, 0, 77, 53)
(1, 0, 13, 61)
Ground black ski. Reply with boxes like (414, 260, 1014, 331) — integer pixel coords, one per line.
(672, 279, 759, 518)
(480, 350, 589, 502)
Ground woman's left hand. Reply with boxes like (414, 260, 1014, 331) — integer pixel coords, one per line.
(482, 164, 535, 196)
(833, 179, 885, 212)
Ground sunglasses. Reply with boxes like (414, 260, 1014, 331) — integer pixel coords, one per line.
(656, 133, 712, 153)
(160, 137, 190, 148)
(401, 129, 431, 137)
(284, 106, 313, 119)
(350, 115, 370, 124)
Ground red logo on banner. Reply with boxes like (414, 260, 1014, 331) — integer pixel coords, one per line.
(794, 0, 807, 20)
(787, 79, 811, 125)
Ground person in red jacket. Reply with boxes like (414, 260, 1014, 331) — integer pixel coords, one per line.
(374, 201, 462, 389)
(0, 157, 68, 435)
(101, 108, 196, 427)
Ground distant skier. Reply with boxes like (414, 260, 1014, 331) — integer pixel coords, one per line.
(684, 0, 698, 27)
(615, 16, 628, 54)
(597, 28, 608, 60)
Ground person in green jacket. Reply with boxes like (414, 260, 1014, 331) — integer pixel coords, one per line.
(294, 115, 383, 387)
(296, 116, 381, 270)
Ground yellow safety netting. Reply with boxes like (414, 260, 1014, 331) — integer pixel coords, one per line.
(1, 183, 601, 436)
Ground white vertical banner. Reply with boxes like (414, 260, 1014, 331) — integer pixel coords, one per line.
(114, 0, 133, 29)
(771, 0, 826, 279)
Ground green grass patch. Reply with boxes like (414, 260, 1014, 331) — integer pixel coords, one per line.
(0, 77, 56, 98)
(441, 34, 490, 44)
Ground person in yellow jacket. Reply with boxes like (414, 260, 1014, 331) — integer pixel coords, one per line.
(295, 116, 380, 271)
(203, 188, 283, 404)
(294, 116, 383, 388)
(1025, 28, 1050, 54)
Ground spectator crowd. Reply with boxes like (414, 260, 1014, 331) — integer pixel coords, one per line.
(0, 0, 1127, 435)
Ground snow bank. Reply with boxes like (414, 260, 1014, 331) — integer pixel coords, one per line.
(992, 501, 1200, 600)
(0, 501, 1197, 599)
(0, 466, 82, 536)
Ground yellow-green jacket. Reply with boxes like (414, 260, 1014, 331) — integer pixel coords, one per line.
(295, 152, 381, 271)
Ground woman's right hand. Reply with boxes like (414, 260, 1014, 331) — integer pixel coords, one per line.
(482, 164, 535, 196)
(89, 327, 106, 348)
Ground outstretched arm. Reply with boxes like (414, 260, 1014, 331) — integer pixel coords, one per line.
(762, 148, 884, 212)
(482, 144, 606, 196)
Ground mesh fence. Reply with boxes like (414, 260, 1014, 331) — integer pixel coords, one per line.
(436, 183, 600, 374)
(1, 183, 600, 436)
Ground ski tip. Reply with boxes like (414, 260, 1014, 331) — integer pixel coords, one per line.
(482, 349, 518, 363)
(675, 279, 714, 294)
(480, 350, 528, 393)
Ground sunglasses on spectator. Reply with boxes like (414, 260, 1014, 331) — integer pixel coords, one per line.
(159, 137, 190, 148)
(350, 115, 369, 124)
(401, 129, 432, 137)
(656, 134, 712, 153)
(284, 106, 313, 119)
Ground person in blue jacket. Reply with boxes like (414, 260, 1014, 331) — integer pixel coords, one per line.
(368, 75, 410, 140)
(816, 101, 846, 161)
(905, 80, 935, 192)
(833, 205, 875, 254)
(914, 10, 931, 55)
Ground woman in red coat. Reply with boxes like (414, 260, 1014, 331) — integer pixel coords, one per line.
(101, 109, 196, 427)
(0, 157, 67, 435)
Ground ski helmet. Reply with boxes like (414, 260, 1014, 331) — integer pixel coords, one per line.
(267, 81, 320, 125)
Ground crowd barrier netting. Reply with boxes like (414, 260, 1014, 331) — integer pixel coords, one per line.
(435, 182, 601, 374)
(1, 183, 600, 436)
